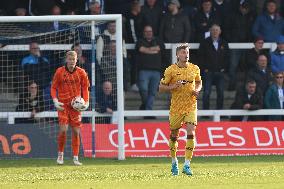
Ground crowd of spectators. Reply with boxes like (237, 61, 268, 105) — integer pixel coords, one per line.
(1, 0, 284, 121)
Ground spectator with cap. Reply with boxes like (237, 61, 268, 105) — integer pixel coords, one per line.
(159, 0, 191, 71)
(252, 0, 284, 42)
(159, 0, 191, 43)
(270, 35, 284, 73)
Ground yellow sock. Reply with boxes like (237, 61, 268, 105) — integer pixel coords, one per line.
(185, 135, 195, 160)
(169, 138, 178, 158)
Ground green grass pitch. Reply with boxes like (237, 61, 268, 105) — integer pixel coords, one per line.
(0, 156, 284, 189)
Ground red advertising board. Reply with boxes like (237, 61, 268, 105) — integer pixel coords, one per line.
(81, 122, 284, 157)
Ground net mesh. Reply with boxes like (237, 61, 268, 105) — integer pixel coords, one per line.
(0, 19, 119, 159)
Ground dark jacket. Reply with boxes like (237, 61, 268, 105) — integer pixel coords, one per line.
(140, 2, 164, 35)
(231, 86, 263, 121)
(15, 90, 45, 123)
(125, 12, 143, 43)
(198, 37, 229, 72)
(223, 9, 256, 42)
(194, 10, 221, 42)
(159, 11, 191, 43)
(16, 92, 44, 113)
(246, 67, 272, 94)
(240, 48, 268, 72)
(252, 12, 284, 42)
(135, 37, 165, 71)
(96, 93, 117, 113)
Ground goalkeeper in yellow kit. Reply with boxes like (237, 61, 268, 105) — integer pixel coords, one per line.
(159, 44, 202, 176)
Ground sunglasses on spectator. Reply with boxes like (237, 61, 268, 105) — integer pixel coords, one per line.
(276, 76, 283, 79)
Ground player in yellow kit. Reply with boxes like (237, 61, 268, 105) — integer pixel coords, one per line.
(159, 44, 202, 176)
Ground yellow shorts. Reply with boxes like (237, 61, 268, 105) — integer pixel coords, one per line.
(169, 111, 197, 130)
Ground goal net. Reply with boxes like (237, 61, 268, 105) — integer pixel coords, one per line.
(0, 15, 125, 160)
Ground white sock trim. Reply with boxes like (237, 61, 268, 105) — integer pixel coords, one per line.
(172, 157, 178, 163)
(58, 152, 64, 156)
(184, 159, 190, 166)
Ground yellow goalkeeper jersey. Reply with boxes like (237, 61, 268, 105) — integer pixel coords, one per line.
(160, 62, 201, 116)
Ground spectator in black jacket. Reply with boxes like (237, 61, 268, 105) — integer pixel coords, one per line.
(212, 0, 233, 28)
(125, 1, 143, 91)
(159, 0, 191, 43)
(125, 1, 143, 44)
(224, 1, 256, 90)
(231, 0, 256, 15)
(15, 81, 45, 123)
(194, 0, 221, 42)
(198, 24, 229, 109)
(240, 37, 268, 73)
(223, 1, 256, 43)
(246, 54, 272, 95)
(231, 79, 263, 121)
(140, 0, 164, 36)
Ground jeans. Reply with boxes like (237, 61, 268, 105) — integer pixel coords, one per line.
(202, 72, 225, 109)
(138, 70, 161, 110)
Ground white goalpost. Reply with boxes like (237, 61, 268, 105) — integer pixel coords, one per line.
(0, 15, 125, 160)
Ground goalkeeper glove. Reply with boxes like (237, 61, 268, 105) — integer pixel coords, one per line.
(53, 98, 64, 111)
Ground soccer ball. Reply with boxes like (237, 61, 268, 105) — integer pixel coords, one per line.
(71, 96, 85, 110)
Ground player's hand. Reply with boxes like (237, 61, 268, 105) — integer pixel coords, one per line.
(243, 103, 251, 110)
(53, 98, 64, 111)
(191, 90, 200, 97)
(106, 107, 113, 113)
(169, 81, 183, 90)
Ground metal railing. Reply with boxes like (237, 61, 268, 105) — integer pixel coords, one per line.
(1, 109, 283, 124)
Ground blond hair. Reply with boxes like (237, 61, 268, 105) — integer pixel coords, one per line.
(176, 43, 189, 53)
(66, 50, 77, 58)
